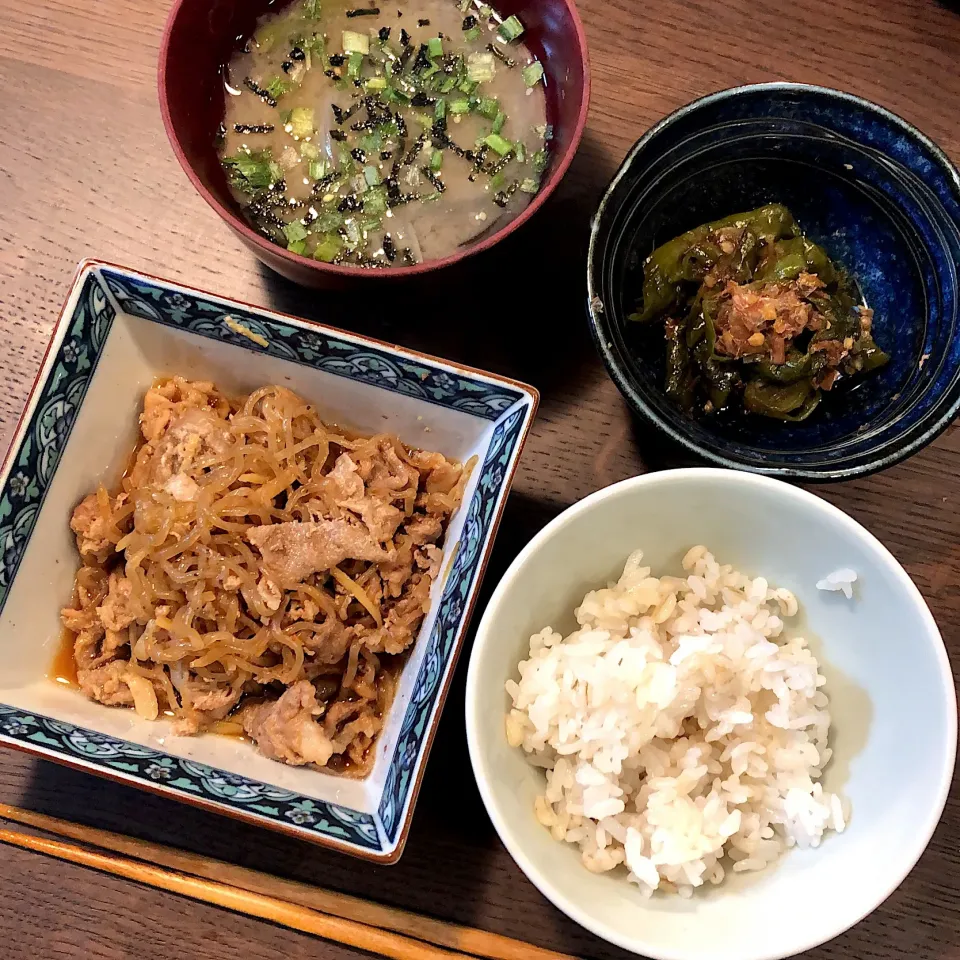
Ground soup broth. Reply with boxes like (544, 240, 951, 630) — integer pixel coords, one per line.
(220, 0, 550, 267)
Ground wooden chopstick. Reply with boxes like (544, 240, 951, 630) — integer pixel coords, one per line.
(0, 803, 578, 960)
(0, 824, 467, 960)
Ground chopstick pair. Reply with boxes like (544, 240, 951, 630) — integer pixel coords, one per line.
(0, 803, 576, 960)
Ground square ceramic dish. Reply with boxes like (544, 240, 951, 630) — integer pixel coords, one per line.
(0, 261, 537, 862)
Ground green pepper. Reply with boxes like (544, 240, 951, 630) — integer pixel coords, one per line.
(850, 337, 890, 373)
(743, 379, 820, 419)
(746, 203, 799, 244)
(749, 351, 826, 384)
(800, 237, 837, 285)
(809, 290, 859, 343)
(629, 202, 886, 421)
(630, 204, 798, 323)
(701, 357, 741, 410)
(756, 249, 807, 282)
(685, 293, 718, 353)
(664, 320, 696, 411)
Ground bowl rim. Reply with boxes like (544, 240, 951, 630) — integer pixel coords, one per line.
(465, 467, 958, 960)
(585, 82, 960, 481)
(157, 0, 592, 280)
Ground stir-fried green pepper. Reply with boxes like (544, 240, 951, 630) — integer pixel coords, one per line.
(664, 320, 696, 410)
(629, 204, 797, 324)
(628, 204, 888, 420)
(743, 379, 821, 420)
(747, 350, 826, 384)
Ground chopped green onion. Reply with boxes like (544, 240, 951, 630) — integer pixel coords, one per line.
(428, 36, 444, 57)
(315, 209, 344, 231)
(222, 149, 280, 192)
(434, 98, 446, 120)
(283, 221, 309, 244)
(288, 106, 315, 138)
(522, 61, 544, 87)
(497, 15, 524, 41)
(478, 96, 499, 119)
(449, 98, 471, 114)
(490, 171, 505, 189)
(303, 0, 322, 18)
(363, 164, 381, 186)
(483, 133, 513, 156)
(300, 141, 320, 160)
(478, 4, 492, 17)
(492, 111, 506, 134)
(364, 76, 388, 91)
(308, 159, 329, 180)
(464, 26, 481, 41)
(305, 32, 326, 59)
(458, 79, 478, 94)
(466, 52, 496, 83)
(430, 148, 443, 171)
(264, 76, 292, 99)
(514, 141, 525, 163)
(358, 131, 384, 153)
(347, 50, 364, 78)
(412, 111, 435, 127)
(532, 148, 548, 176)
(342, 30, 370, 54)
(314, 234, 343, 262)
(287, 239, 308, 255)
(519, 177, 539, 193)
(459, 0, 472, 10)
(363, 187, 388, 214)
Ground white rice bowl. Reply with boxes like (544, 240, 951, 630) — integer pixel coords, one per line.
(505, 545, 847, 897)
(466, 470, 955, 960)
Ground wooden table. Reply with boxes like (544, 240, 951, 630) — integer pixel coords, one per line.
(2, 0, 959, 957)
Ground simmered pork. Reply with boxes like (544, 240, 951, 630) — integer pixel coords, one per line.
(60, 378, 469, 775)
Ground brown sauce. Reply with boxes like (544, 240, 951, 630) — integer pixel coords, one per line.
(49, 626, 79, 688)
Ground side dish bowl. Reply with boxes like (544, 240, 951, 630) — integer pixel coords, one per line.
(587, 84, 960, 480)
(0, 260, 537, 862)
(466, 469, 956, 960)
(159, 0, 590, 286)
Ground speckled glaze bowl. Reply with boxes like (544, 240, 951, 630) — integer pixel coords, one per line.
(587, 83, 960, 481)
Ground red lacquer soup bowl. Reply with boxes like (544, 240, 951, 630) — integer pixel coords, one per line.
(158, 0, 590, 286)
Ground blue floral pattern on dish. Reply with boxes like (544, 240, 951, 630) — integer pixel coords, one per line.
(378, 406, 526, 841)
(101, 269, 521, 420)
(0, 265, 532, 857)
(0, 703, 381, 848)
(0, 274, 115, 609)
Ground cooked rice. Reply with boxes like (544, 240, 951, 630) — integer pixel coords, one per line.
(505, 545, 846, 897)
(816, 567, 858, 599)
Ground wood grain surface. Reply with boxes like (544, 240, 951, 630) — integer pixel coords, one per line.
(1, 0, 959, 958)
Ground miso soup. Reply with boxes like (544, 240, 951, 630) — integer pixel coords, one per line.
(219, 0, 550, 267)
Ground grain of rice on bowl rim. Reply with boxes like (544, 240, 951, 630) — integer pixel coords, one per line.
(504, 545, 848, 898)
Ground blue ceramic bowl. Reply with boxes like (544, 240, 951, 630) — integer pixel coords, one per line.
(587, 83, 960, 480)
